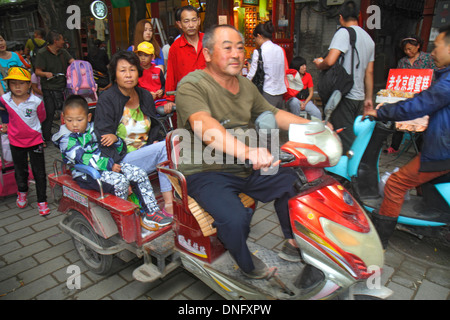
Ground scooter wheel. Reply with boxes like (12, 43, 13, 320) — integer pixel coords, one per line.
(69, 212, 114, 275)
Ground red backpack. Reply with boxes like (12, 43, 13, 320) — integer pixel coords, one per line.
(283, 68, 304, 101)
(66, 60, 98, 102)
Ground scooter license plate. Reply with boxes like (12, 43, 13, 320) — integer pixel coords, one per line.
(63, 186, 89, 207)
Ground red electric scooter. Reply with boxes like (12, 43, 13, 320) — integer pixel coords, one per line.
(50, 90, 391, 299)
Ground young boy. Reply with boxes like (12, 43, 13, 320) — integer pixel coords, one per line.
(136, 41, 165, 102)
(52, 95, 172, 230)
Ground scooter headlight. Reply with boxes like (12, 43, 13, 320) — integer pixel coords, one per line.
(323, 219, 361, 247)
(320, 217, 384, 273)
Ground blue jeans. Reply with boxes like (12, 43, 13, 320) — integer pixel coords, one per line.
(122, 141, 172, 193)
(287, 97, 322, 120)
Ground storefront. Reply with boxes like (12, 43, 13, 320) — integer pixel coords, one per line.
(228, 0, 295, 62)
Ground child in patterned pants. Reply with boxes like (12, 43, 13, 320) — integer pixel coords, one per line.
(53, 95, 172, 230)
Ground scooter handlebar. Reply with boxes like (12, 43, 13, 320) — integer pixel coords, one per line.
(156, 105, 176, 116)
(243, 151, 295, 170)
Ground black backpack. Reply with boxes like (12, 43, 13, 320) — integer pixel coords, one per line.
(317, 27, 359, 104)
(252, 48, 265, 93)
(30, 38, 47, 70)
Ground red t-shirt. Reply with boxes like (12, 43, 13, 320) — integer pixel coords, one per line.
(299, 72, 314, 101)
(302, 73, 313, 88)
(138, 64, 163, 93)
(164, 33, 206, 102)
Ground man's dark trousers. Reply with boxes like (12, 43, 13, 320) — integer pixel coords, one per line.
(186, 167, 298, 273)
(42, 89, 65, 142)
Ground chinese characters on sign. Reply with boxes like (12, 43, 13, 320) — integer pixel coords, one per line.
(386, 69, 434, 93)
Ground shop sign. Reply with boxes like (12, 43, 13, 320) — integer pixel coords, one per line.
(90, 0, 108, 20)
(386, 69, 434, 93)
(242, 0, 259, 5)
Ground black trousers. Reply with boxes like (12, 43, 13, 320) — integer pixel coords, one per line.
(330, 97, 364, 154)
(42, 89, 65, 142)
(10, 143, 47, 203)
(186, 167, 298, 273)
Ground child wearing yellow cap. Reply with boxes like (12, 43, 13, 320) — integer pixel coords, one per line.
(136, 41, 165, 102)
(0, 66, 49, 215)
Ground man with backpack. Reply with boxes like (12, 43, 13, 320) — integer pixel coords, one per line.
(24, 29, 47, 70)
(34, 30, 74, 146)
(313, 0, 374, 153)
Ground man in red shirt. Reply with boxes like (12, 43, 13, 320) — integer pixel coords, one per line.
(163, 5, 206, 113)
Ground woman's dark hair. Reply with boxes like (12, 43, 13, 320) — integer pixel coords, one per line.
(167, 27, 180, 46)
(108, 50, 143, 83)
(253, 21, 274, 40)
(290, 56, 307, 70)
(400, 35, 423, 51)
(339, 1, 359, 22)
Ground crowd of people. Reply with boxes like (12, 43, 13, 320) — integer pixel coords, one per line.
(0, 0, 448, 279)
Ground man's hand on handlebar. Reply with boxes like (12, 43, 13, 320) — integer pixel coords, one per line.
(164, 102, 175, 114)
(362, 106, 379, 121)
(243, 147, 281, 172)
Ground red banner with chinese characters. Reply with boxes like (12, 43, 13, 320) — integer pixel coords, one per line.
(386, 69, 434, 93)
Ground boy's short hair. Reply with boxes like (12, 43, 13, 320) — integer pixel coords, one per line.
(339, 0, 359, 22)
(63, 95, 89, 115)
(439, 24, 450, 44)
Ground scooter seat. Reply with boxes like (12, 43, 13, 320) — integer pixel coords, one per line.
(164, 172, 254, 237)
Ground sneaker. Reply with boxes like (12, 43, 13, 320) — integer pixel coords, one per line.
(140, 210, 173, 231)
(16, 192, 28, 209)
(383, 147, 398, 154)
(161, 207, 173, 218)
(278, 240, 303, 263)
(38, 202, 50, 216)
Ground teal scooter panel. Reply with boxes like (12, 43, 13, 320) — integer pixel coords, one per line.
(435, 183, 450, 207)
(326, 116, 376, 179)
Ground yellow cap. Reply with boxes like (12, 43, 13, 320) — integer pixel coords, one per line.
(3, 67, 31, 82)
(136, 41, 155, 55)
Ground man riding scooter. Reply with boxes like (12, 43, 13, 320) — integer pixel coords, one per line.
(175, 25, 314, 279)
(363, 24, 450, 249)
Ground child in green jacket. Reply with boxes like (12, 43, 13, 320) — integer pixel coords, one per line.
(53, 95, 172, 230)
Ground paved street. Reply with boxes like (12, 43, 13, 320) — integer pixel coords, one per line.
(0, 135, 449, 302)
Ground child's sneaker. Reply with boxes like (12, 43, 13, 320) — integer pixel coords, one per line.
(161, 207, 173, 218)
(38, 202, 50, 216)
(16, 192, 28, 209)
(140, 210, 173, 231)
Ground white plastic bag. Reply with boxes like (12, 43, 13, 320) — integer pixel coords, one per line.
(1, 134, 13, 162)
(379, 167, 410, 200)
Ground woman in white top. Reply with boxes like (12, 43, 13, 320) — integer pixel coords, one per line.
(247, 21, 286, 109)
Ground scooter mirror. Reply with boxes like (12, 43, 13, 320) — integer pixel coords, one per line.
(324, 90, 342, 124)
(255, 111, 278, 131)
